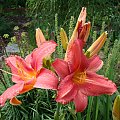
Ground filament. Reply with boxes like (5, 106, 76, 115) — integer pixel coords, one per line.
(0, 68, 19, 77)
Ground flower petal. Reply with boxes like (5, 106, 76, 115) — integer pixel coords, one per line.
(20, 84, 34, 94)
(78, 7, 87, 25)
(25, 53, 32, 66)
(6, 55, 35, 83)
(19, 78, 35, 94)
(31, 41, 57, 71)
(52, 58, 70, 79)
(56, 74, 77, 104)
(34, 68, 58, 90)
(10, 97, 22, 105)
(65, 39, 82, 73)
(87, 55, 103, 72)
(81, 72, 117, 96)
(78, 22, 91, 43)
(73, 91, 88, 112)
(0, 83, 24, 106)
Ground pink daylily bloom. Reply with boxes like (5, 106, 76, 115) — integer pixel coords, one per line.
(52, 39, 117, 112)
(0, 41, 58, 106)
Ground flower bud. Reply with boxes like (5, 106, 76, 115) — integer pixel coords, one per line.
(36, 28, 46, 47)
(86, 31, 107, 57)
(112, 95, 120, 120)
(60, 28, 68, 50)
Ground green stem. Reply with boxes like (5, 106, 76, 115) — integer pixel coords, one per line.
(95, 97, 99, 120)
(54, 103, 61, 120)
(115, 90, 120, 95)
(106, 95, 110, 120)
(86, 96, 93, 120)
(0, 71, 7, 89)
(77, 112, 82, 120)
(45, 90, 52, 109)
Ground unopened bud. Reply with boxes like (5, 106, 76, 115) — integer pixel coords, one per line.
(86, 31, 107, 57)
(112, 95, 120, 120)
(36, 28, 46, 47)
(60, 28, 68, 50)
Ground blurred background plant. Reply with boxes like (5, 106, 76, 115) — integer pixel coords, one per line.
(0, 0, 120, 120)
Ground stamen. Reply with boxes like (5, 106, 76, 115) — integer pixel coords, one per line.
(16, 61, 33, 80)
(73, 71, 86, 84)
(0, 68, 33, 80)
(0, 68, 19, 77)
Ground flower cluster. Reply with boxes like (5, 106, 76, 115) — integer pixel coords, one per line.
(0, 7, 117, 112)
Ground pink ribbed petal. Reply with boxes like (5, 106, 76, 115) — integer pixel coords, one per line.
(65, 39, 82, 73)
(0, 83, 24, 106)
(52, 58, 70, 79)
(25, 54, 32, 67)
(34, 68, 58, 90)
(87, 55, 103, 72)
(74, 91, 88, 112)
(56, 74, 77, 104)
(77, 40, 89, 71)
(56, 85, 77, 104)
(31, 41, 57, 71)
(6, 56, 20, 83)
(6, 56, 34, 83)
(81, 72, 117, 96)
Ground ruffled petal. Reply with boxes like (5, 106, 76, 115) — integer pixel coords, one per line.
(31, 41, 57, 71)
(34, 68, 58, 90)
(52, 58, 70, 79)
(81, 72, 117, 96)
(6, 56, 35, 83)
(56, 74, 78, 104)
(87, 55, 103, 72)
(0, 83, 24, 106)
(73, 90, 88, 112)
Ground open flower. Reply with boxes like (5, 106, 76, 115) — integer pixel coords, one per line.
(0, 41, 58, 106)
(52, 39, 117, 112)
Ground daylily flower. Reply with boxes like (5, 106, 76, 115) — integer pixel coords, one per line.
(112, 95, 120, 120)
(52, 39, 117, 112)
(0, 41, 58, 106)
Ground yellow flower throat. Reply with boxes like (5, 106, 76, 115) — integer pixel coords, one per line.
(73, 71, 86, 84)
